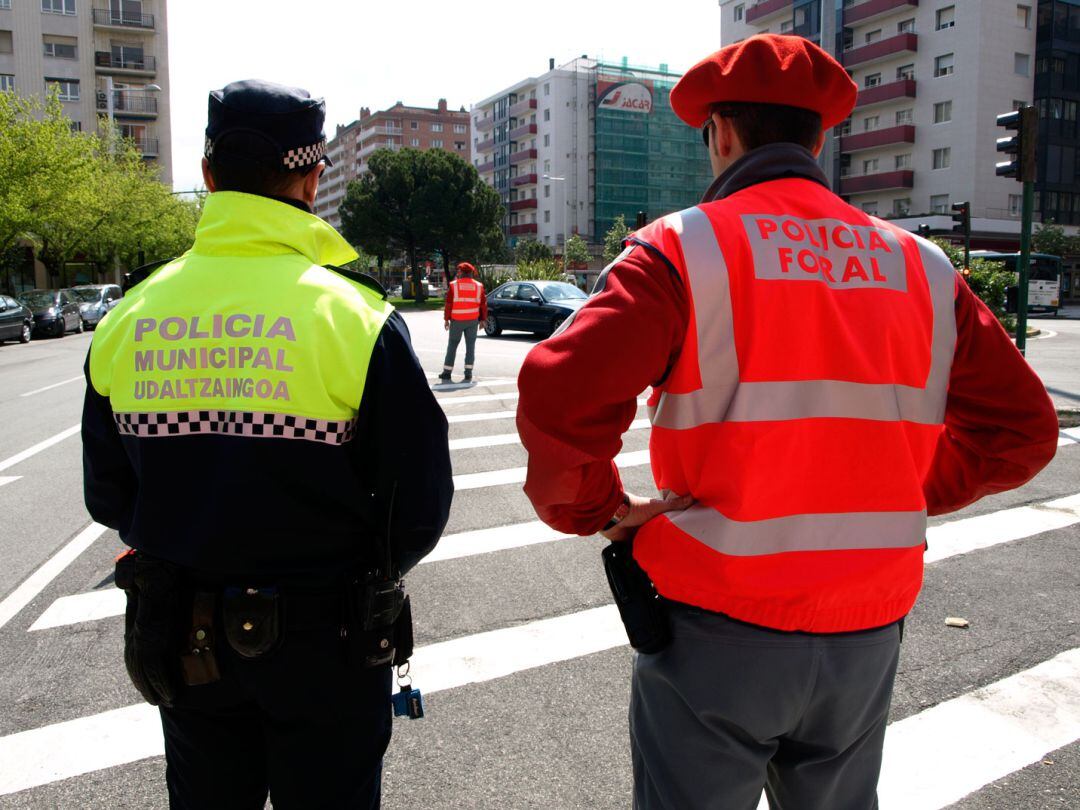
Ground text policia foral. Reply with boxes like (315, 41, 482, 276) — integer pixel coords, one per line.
(130, 315, 296, 402)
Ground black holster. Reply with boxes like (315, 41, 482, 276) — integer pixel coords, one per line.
(349, 575, 411, 668)
(602, 541, 671, 654)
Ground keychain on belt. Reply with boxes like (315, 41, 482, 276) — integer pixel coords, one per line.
(391, 662, 424, 720)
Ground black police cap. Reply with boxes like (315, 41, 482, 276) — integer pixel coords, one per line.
(204, 79, 333, 171)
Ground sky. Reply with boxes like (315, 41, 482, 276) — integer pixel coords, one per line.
(165, 0, 723, 192)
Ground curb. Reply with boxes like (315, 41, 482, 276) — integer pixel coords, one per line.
(1059, 408, 1080, 429)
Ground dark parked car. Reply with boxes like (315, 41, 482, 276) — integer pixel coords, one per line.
(17, 289, 84, 338)
(69, 284, 123, 329)
(484, 281, 588, 337)
(0, 295, 33, 344)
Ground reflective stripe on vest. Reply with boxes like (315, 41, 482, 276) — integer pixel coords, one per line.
(632, 187, 959, 631)
(450, 278, 482, 320)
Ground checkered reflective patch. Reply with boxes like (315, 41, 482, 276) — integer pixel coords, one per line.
(204, 136, 214, 158)
(282, 139, 326, 170)
(114, 411, 356, 446)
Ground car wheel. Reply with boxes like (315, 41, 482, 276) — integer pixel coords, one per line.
(548, 316, 567, 336)
(20, 322, 31, 344)
(75, 318, 84, 334)
(484, 314, 502, 336)
(54, 319, 65, 338)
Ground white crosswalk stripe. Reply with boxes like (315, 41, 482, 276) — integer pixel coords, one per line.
(3, 372, 1079, 806)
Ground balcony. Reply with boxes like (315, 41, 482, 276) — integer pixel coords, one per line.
(840, 170, 914, 195)
(359, 124, 402, 140)
(509, 123, 537, 140)
(509, 148, 537, 165)
(92, 8, 155, 30)
(509, 223, 538, 236)
(474, 116, 495, 132)
(745, 0, 792, 25)
(855, 79, 917, 109)
(508, 98, 537, 117)
(842, 33, 917, 68)
(840, 124, 915, 153)
(476, 160, 496, 173)
(511, 173, 538, 187)
(475, 136, 496, 152)
(133, 138, 159, 157)
(96, 91, 158, 116)
(510, 198, 538, 211)
(95, 51, 156, 75)
(357, 140, 401, 159)
(843, 0, 918, 26)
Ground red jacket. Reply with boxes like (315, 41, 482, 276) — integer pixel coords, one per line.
(444, 275, 488, 322)
(517, 153, 1058, 631)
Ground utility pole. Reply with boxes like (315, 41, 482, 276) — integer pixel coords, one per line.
(996, 107, 1038, 355)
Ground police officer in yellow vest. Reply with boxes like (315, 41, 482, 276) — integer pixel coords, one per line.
(81, 80, 453, 809)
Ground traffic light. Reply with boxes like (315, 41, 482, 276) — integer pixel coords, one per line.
(635, 211, 648, 229)
(996, 107, 1037, 182)
(951, 201, 970, 236)
(917, 224, 931, 238)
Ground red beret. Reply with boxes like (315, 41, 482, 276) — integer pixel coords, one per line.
(457, 262, 476, 274)
(670, 34, 857, 131)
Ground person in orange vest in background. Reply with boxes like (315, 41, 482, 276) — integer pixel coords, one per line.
(516, 35, 1059, 809)
(441, 262, 488, 383)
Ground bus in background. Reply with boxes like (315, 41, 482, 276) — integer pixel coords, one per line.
(969, 251, 1062, 317)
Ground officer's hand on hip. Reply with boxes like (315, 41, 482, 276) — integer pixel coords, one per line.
(601, 492, 694, 543)
(444, 320, 450, 331)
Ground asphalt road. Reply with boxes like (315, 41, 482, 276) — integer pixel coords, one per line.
(0, 311, 1077, 809)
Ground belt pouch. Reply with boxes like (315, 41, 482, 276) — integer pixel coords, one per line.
(602, 541, 671, 654)
(392, 595, 414, 667)
(180, 591, 221, 685)
(223, 586, 281, 659)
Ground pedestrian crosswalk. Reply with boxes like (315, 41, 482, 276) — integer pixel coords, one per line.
(0, 372, 1078, 808)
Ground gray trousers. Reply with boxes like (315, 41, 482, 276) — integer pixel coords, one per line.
(630, 603, 901, 810)
(443, 320, 478, 372)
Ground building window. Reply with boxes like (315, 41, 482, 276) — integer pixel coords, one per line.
(454, 141, 465, 150)
(932, 147, 951, 170)
(543, 83, 550, 96)
(0, 29, 11, 54)
(898, 18, 916, 34)
(543, 159, 551, 173)
(432, 139, 443, 148)
(0, 0, 10, 9)
(863, 115, 880, 131)
(69, 120, 81, 132)
(734, 3, 744, 22)
(863, 158, 879, 174)
(1014, 53, 1030, 76)
(1013, 99, 1028, 111)
(543, 133, 550, 146)
(895, 154, 911, 170)
(780, 19, 793, 33)
(936, 6, 955, 29)
(896, 108, 913, 125)
(544, 185, 550, 198)
(42, 0, 76, 13)
(893, 198, 911, 216)
(1017, 4, 1031, 28)
(838, 119, 852, 136)
(862, 202, 879, 215)
(930, 194, 949, 213)
(0, 74, 14, 92)
(454, 124, 467, 133)
(1008, 194, 1022, 216)
(865, 29, 882, 44)
(410, 138, 419, 147)
(544, 210, 551, 223)
(43, 36, 77, 59)
(933, 101, 952, 123)
(934, 54, 954, 77)
(896, 64, 915, 81)
(410, 121, 418, 130)
(432, 123, 443, 132)
(46, 77, 79, 101)
(865, 73, 882, 88)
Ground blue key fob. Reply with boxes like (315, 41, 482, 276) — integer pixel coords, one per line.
(392, 685, 424, 719)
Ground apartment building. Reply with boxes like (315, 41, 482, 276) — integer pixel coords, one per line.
(315, 99, 471, 230)
(721, 0, 1080, 255)
(0, 0, 172, 184)
(471, 57, 712, 250)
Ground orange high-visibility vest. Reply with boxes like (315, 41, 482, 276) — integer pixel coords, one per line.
(449, 277, 483, 321)
(632, 178, 959, 633)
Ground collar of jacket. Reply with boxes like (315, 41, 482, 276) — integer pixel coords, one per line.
(191, 191, 358, 265)
(701, 142, 830, 203)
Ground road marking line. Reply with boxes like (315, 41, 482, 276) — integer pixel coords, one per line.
(0, 424, 80, 474)
(433, 379, 517, 394)
(0, 476, 21, 488)
(1059, 426, 1080, 447)
(448, 419, 650, 451)
(877, 647, 1080, 809)
(19, 375, 85, 398)
(446, 398, 648, 426)
(29, 588, 125, 632)
(453, 449, 651, 491)
(0, 522, 108, 631)
(439, 391, 520, 406)
(421, 521, 576, 564)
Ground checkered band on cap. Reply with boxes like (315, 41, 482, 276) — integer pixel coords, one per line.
(203, 136, 214, 158)
(282, 139, 327, 170)
(114, 410, 356, 446)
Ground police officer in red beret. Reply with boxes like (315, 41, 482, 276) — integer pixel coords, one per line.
(517, 35, 1058, 808)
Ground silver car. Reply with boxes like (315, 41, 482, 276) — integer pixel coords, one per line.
(69, 284, 122, 329)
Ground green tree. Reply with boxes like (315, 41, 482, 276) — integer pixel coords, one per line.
(517, 259, 572, 282)
(563, 234, 590, 267)
(932, 237, 1015, 330)
(1032, 219, 1080, 258)
(514, 238, 552, 264)
(603, 214, 630, 263)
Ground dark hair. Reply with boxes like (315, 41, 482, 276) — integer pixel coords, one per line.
(709, 102, 823, 152)
(207, 130, 318, 197)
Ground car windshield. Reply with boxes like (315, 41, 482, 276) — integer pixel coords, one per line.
(538, 282, 587, 301)
(18, 292, 57, 309)
(70, 288, 102, 303)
